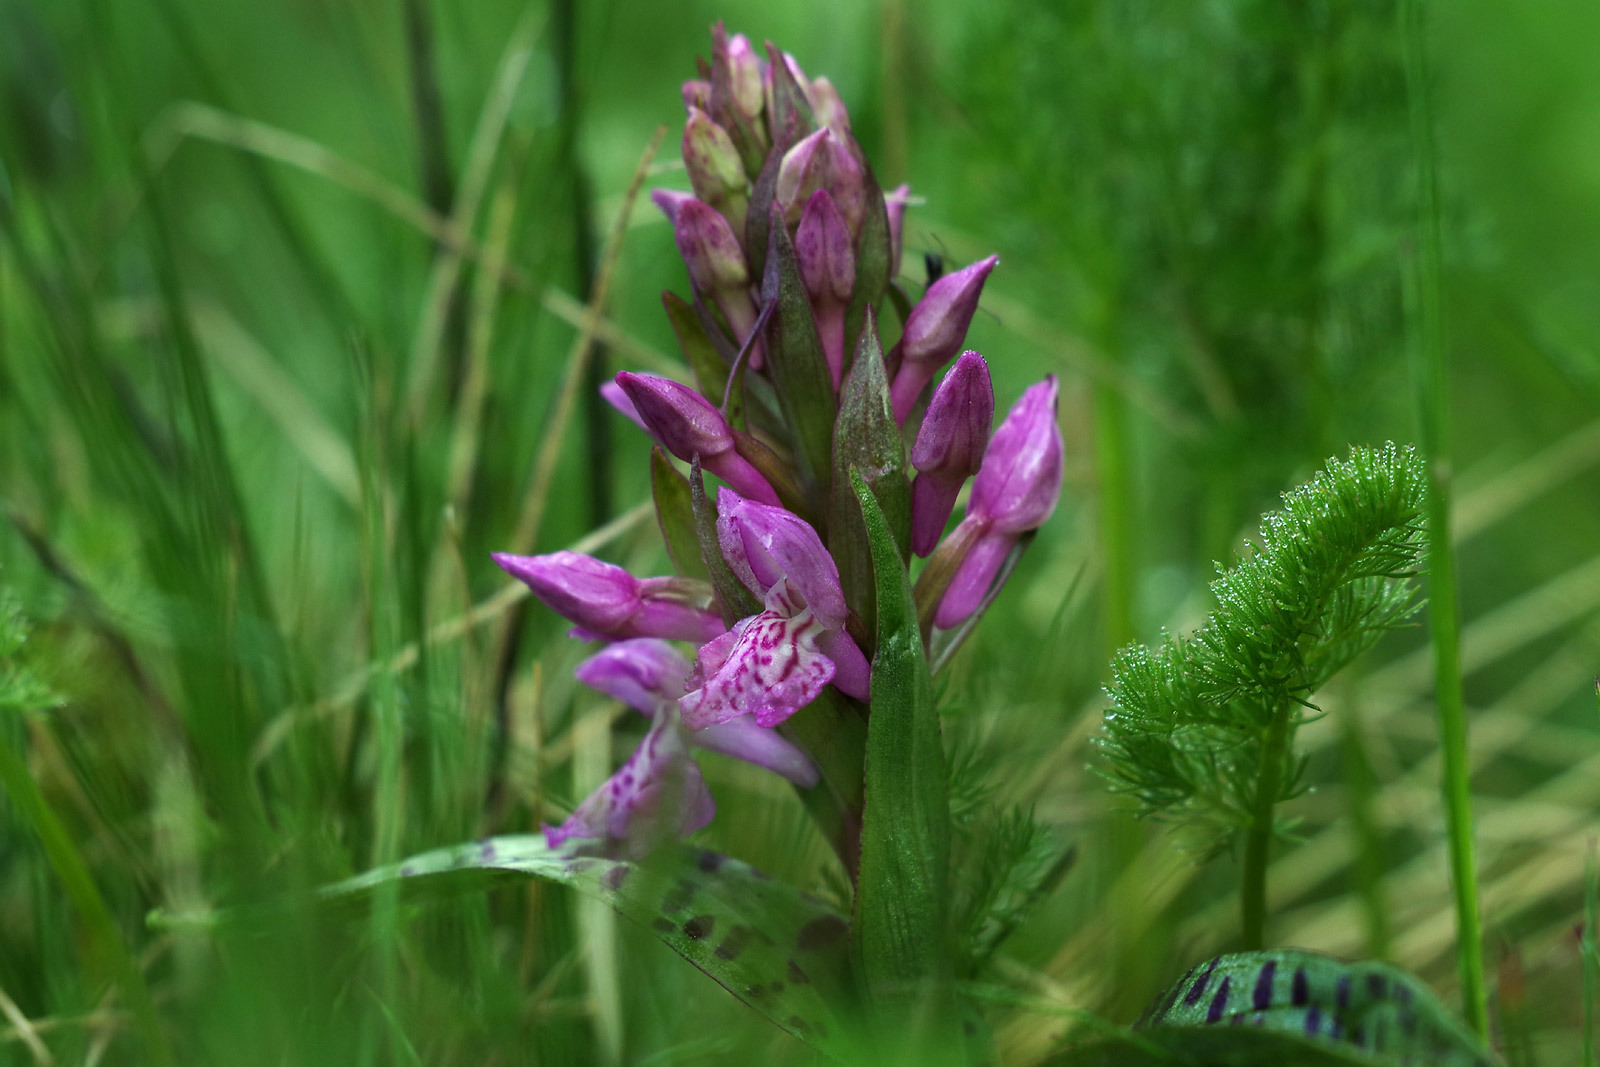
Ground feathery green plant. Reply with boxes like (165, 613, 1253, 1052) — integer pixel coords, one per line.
(1098, 443, 1427, 949)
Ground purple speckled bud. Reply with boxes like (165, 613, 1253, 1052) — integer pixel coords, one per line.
(543, 705, 714, 854)
(714, 487, 847, 630)
(673, 197, 749, 295)
(823, 135, 865, 236)
(885, 184, 910, 279)
(681, 79, 711, 111)
(682, 107, 748, 237)
(576, 639, 819, 786)
(650, 188, 697, 226)
(794, 189, 855, 389)
(968, 375, 1063, 534)
(932, 376, 1063, 628)
(774, 127, 831, 227)
(889, 254, 999, 424)
(492, 550, 726, 644)
(763, 48, 813, 144)
(909, 352, 994, 556)
(810, 76, 851, 135)
(614, 373, 780, 505)
(672, 197, 761, 354)
(720, 30, 764, 123)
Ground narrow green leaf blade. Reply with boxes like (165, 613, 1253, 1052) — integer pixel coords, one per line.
(761, 209, 838, 514)
(842, 165, 892, 376)
(662, 290, 733, 406)
(328, 836, 854, 1053)
(829, 312, 910, 637)
(651, 448, 708, 580)
(848, 467, 956, 1052)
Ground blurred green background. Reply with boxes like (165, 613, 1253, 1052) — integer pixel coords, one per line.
(2, 0, 1599, 1062)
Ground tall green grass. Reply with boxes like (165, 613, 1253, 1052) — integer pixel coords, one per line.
(2, 0, 1599, 1061)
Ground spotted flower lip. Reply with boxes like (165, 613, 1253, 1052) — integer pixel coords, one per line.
(890, 254, 1000, 424)
(677, 489, 870, 731)
(577, 638, 819, 786)
(933, 376, 1063, 629)
(910, 351, 994, 556)
(492, 551, 726, 644)
(543, 703, 714, 855)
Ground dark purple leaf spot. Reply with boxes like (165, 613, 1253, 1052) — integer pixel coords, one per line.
(399, 865, 415, 877)
(769, 981, 784, 994)
(786, 1016, 809, 1034)
(1205, 976, 1231, 1024)
(480, 840, 497, 861)
(1304, 1005, 1322, 1037)
(662, 878, 697, 914)
(1185, 957, 1221, 1007)
(715, 925, 754, 961)
(787, 959, 810, 984)
(1366, 973, 1387, 999)
(683, 914, 715, 941)
(1335, 973, 1350, 1010)
(1252, 959, 1276, 1010)
(602, 865, 630, 891)
(651, 918, 675, 934)
(796, 915, 848, 951)
(746, 984, 767, 999)
(697, 850, 726, 872)
(1291, 966, 1309, 1006)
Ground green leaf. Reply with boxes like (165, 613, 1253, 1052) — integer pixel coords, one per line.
(1118, 950, 1499, 1067)
(1044, 1027, 1376, 1067)
(760, 209, 838, 514)
(841, 166, 893, 378)
(828, 312, 910, 638)
(848, 467, 956, 1054)
(690, 458, 762, 626)
(324, 836, 855, 1054)
(662, 290, 734, 408)
(651, 449, 708, 581)
(775, 689, 867, 880)
(763, 41, 817, 149)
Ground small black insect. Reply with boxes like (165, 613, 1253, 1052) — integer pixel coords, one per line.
(923, 250, 946, 286)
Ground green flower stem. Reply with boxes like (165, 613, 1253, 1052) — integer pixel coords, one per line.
(1240, 700, 1291, 951)
(1402, 0, 1488, 1039)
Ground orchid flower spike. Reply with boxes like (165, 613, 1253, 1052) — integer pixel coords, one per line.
(576, 639, 819, 787)
(889, 254, 1000, 424)
(679, 488, 871, 730)
(492, 550, 726, 644)
(613, 372, 781, 505)
(543, 703, 714, 856)
(933, 376, 1064, 629)
(910, 352, 994, 556)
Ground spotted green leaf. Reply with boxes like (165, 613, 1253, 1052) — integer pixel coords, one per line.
(1097, 950, 1499, 1067)
(328, 835, 854, 1054)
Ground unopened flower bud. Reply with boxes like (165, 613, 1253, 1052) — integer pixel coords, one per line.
(681, 79, 711, 111)
(932, 376, 1063, 628)
(910, 352, 994, 555)
(889, 254, 999, 423)
(823, 135, 865, 236)
(614, 372, 781, 506)
(673, 197, 761, 354)
(721, 31, 764, 122)
(763, 48, 813, 144)
(795, 189, 855, 389)
(809, 76, 851, 135)
(774, 127, 831, 227)
(600, 380, 649, 432)
(683, 107, 748, 237)
(650, 188, 696, 226)
(493, 550, 726, 644)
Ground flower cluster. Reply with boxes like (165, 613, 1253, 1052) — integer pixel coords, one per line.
(494, 26, 1064, 857)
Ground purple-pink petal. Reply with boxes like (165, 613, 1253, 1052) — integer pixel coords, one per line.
(933, 526, 1014, 630)
(574, 638, 692, 715)
(693, 715, 819, 786)
(544, 708, 714, 854)
(969, 375, 1064, 534)
(715, 488, 848, 630)
(679, 604, 836, 730)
